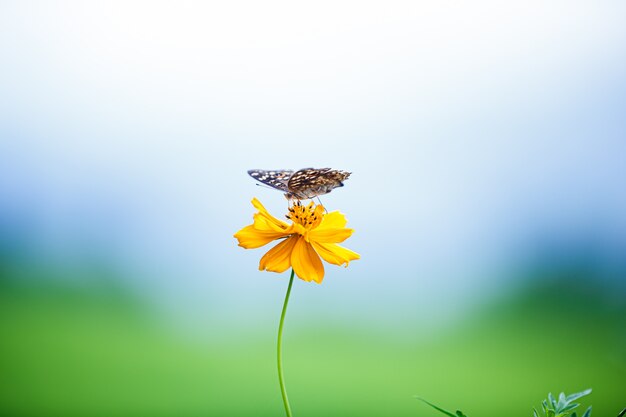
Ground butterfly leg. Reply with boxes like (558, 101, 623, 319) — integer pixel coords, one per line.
(316, 196, 328, 213)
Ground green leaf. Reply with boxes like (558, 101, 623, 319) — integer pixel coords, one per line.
(549, 393, 557, 409)
(534, 408, 540, 417)
(618, 408, 626, 417)
(561, 402, 580, 413)
(566, 389, 592, 403)
(415, 397, 458, 417)
(581, 406, 592, 417)
(455, 410, 468, 417)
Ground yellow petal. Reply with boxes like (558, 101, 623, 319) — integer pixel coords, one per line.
(253, 212, 291, 233)
(311, 242, 360, 266)
(259, 236, 297, 273)
(291, 237, 325, 283)
(315, 211, 348, 230)
(308, 227, 354, 243)
(251, 198, 290, 230)
(234, 224, 290, 249)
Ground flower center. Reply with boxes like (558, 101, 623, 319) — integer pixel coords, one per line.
(286, 200, 323, 231)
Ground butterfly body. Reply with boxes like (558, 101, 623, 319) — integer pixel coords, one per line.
(248, 168, 350, 200)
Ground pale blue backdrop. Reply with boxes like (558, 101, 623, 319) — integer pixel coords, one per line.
(1, 1, 625, 334)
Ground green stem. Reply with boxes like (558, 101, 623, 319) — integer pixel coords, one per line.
(277, 269, 295, 417)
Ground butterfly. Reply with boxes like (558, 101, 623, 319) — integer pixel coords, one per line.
(248, 168, 351, 200)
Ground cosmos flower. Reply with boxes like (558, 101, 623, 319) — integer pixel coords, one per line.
(234, 198, 359, 283)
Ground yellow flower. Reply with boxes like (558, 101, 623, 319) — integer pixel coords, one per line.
(234, 198, 360, 283)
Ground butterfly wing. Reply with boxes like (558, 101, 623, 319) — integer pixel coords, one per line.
(247, 169, 293, 192)
(287, 168, 350, 199)
(287, 168, 331, 190)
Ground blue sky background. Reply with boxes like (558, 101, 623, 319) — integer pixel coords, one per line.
(1, 1, 625, 334)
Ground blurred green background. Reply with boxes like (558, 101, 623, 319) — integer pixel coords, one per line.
(1, 254, 623, 417)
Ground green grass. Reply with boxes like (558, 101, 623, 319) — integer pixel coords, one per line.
(0, 269, 624, 417)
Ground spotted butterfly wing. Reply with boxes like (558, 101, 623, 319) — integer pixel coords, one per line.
(248, 167, 350, 200)
(287, 168, 350, 199)
(247, 169, 293, 192)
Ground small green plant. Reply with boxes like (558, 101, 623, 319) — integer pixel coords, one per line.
(415, 388, 594, 417)
(533, 389, 592, 417)
(414, 397, 468, 417)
